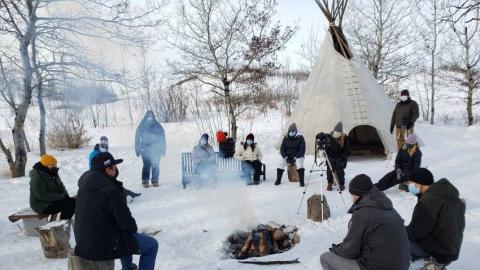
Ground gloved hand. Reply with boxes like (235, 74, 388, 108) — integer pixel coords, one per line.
(406, 122, 413, 129)
(286, 156, 296, 165)
(390, 125, 394, 134)
(396, 168, 403, 181)
(329, 243, 339, 252)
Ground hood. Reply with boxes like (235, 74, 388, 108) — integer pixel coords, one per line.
(426, 178, 460, 201)
(93, 143, 100, 151)
(349, 187, 393, 213)
(78, 170, 121, 192)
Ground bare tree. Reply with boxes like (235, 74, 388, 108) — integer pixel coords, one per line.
(0, 0, 165, 177)
(345, 0, 415, 95)
(414, 0, 450, 124)
(297, 22, 323, 71)
(167, 0, 296, 140)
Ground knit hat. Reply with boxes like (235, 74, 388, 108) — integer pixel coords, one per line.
(40, 154, 57, 167)
(334, 122, 343, 133)
(408, 168, 434, 186)
(92, 152, 123, 171)
(405, 134, 417, 144)
(246, 133, 254, 141)
(201, 133, 209, 141)
(400, 89, 410, 96)
(288, 123, 298, 133)
(349, 174, 373, 196)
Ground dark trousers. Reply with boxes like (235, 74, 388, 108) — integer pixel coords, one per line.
(327, 164, 345, 185)
(141, 154, 160, 183)
(375, 170, 401, 191)
(242, 160, 262, 183)
(43, 197, 76, 220)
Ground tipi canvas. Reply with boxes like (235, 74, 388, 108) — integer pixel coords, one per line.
(284, 21, 396, 157)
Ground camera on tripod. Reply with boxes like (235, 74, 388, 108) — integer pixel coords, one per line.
(315, 132, 332, 151)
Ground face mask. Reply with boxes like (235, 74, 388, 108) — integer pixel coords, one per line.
(147, 116, 153, 121)
(50, 167, 59, 175)
(405, 143, 414, 149)
(99, 146, 108, 153)
(400, 96, 408, 102)
(200, 139, 207, 145)
(408, 183, 420, 195)
(332, 131, 341, 139)
(114, 168, 119, 179)
(246, 139, 253, 145)
(288, 131, 296, 137)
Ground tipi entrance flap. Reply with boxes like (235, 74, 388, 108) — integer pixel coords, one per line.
(348, 125, 386, 156)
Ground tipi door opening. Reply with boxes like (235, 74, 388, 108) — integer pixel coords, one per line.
(348, 125, 386, 157)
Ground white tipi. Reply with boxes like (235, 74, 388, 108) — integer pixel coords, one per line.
(284, 0, 396, 157)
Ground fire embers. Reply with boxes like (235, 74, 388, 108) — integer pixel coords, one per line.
(223, 224, 300, 259)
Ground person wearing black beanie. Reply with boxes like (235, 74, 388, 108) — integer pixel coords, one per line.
(321, 174, 410, 270)
(405, 168, 465, 266)
(390, 89, 419, 150)
(234, 133, 264, 185)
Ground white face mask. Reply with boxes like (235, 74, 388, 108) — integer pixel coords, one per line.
(332, 131, 342, 139)
(99, 147, 108, 153)
(200, 139, 207, 145)
(400, 96, 408, 102)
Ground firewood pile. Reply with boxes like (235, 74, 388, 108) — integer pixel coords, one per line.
(223, 223, 300, 259)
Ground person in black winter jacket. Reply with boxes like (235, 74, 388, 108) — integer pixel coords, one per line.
(135, 110, 166, 188)
(325, 122, 351, 191)
(390, 89, 419, 150)
(321, 174, 410, 270)
(405, 168, 465, 266)
(74, 152, 158, 270)
(275, 123, 306, 186)
(375, 134, 421, 191)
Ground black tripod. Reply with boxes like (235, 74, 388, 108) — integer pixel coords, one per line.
(297, 147, 347, 218)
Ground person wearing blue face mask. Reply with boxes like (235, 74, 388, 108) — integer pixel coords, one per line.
(192, 133, 216, 188)
(375, 134, 421, 191)
(406, 168, 465, 267)
(276, 123, 306, 186)
(234, 133, 263, 185)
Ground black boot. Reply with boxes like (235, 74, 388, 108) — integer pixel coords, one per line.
(275, 169, 284, 185)
(298, 168, 305, 187)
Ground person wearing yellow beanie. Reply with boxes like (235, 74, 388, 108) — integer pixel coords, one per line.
(29, 154, 75, 220)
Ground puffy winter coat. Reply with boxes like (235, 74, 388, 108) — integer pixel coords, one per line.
(325, 135, 351, 169)
(331, 187, 410, 270)
(135, 111, 166, 158)
(219, 139, 235, 158)
(280, 133, 306, 159)
(192, 143, 215, 169)
(29, 162, 69, 213)
(391, 99, 420, 129)
(74, 170, 138, 261)
(234, 143, 263, 161)
(88, 144, 100, 170)
(407, 179, 465, 264)
(395, 145, 422, 177)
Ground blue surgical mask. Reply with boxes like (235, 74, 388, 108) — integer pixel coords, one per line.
(408, 183, 420, 195)
(147, 117, 153, 121)
(406, 143, 414, 149)
(246, 139, 253, 145)
(200, 139, 207, 145)
(288, 131, 296, 137)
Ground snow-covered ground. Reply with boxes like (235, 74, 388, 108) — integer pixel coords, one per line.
(0, 110, 479, 270)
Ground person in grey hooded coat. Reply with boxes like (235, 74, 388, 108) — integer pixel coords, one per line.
(321, 174, 410, 270)
(192, 133, 216, 187)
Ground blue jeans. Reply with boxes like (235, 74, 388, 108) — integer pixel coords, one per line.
(120, 233, 158, 270)
(410, 240, 430, 261)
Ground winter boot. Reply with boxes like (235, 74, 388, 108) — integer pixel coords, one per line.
(327, 183, 333, 191)
(275, 169, 284, 185)
(152, 182, 159, 187)
(298, 168, 305, 187)
(339, 185, 345, 191)
(142, 181, 149, 188)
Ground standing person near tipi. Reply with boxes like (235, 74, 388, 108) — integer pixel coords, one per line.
(135, 110, 166, 188)
(390, 89, 419, 150)
(276, 123, 306, 187)
(325, 122, 351, 191)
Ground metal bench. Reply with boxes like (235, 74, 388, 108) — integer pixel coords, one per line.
(8, 207, 58, 236)
(181, 152, 266, 188)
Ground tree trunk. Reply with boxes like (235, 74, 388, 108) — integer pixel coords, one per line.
(38, 84, 46, 155)
(37, 220, 71, 258)
(464, 26, 474, 126)
(223, 81, 237, 140)
(430, 4, 437, 125)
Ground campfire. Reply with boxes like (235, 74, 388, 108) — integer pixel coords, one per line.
(223, 223, 300, 259)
